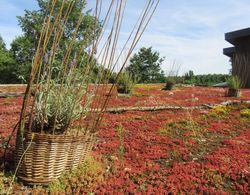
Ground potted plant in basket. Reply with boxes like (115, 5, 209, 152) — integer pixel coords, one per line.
(15, 61, 97, 185)
(164, 77, 176, 90)
(12, 0, 159, 186)
(13, 0, 101, 185)
(227, 76, 242, 97)
(163, 61, 181, 91)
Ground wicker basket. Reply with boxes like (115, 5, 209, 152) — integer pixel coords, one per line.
(14, 131, 94, 185)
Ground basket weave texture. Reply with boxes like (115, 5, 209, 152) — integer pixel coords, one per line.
(14, 131, 94, 185)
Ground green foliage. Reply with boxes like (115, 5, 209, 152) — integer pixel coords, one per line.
(204, 169, 223, 189)
(17, 0, 98, 46)
(115, 126, 126, 162)
(9, 36, 34, 81)
(10, 0, 100, 82)
(212, 105, 230, 115)
(33, 71, 88, 134)
(116, 72, 135, 94)
(0, 36, 6, 51)
(227, 76, 242, 89)
(0, 52, 18, 84)
(183, 72, 229, 86)
(96, 65, 118, 84)
(184, 70, 194, 80)
(108, 72, 118, 84)
(0, 36, 19, 84)
(126, 47, 165, 83)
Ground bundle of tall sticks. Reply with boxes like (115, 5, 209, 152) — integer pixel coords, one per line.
(17, 0, 160, 137)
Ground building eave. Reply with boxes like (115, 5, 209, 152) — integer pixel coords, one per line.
(223, 47, 235, 58)
(225, 27, 250, 45)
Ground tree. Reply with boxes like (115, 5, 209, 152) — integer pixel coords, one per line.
(126, 47, 165, 83)
(11, 0, 100, 81)
(10, 36, 34, 82)
(184, 70, 194, 80)
(0, 36, 19, 83)
(17, 0, 98, 47)
(0, 36, 6, 51)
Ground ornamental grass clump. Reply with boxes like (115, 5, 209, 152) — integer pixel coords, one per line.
(116, 72, 135, 94)
(164, 77, 176, 90)
(163, 61, 181, 90)
(227, 76, 242, 97)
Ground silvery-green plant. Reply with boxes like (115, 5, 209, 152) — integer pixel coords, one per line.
(32, 66, 92, 134)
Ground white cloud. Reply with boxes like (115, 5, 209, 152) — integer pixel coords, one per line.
(0, 1, 38, 48)
(126, 0, 250, 74)
(136, 33, 230, 75)
(0, 25, 23, 49)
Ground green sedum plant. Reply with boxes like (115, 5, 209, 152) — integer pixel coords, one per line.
(211, 105, 230, 118)
(48, 155, 105, 194)
(240, 109, 250, 118)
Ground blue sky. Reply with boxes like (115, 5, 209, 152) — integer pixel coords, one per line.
(0, 0, 250, 74)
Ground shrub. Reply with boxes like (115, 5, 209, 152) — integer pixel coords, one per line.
(116, 72, 135, 94)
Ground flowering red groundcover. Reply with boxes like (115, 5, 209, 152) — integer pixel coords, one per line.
(0, 84, 249, 194)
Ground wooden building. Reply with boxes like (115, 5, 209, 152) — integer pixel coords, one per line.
(223, 28, 250, 88)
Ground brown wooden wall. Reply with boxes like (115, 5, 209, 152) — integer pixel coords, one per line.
(232, 38, 250, 88)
